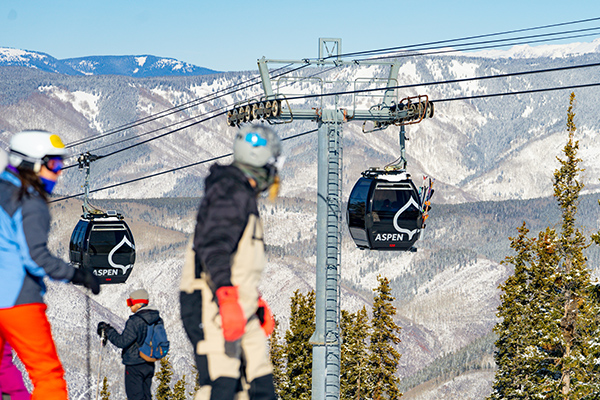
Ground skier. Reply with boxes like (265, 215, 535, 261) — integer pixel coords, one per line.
(97, 289, 163, 400)
(0, 343, 30, 400)
(180, 124, 280, 400)
(0, 130, 100, 400)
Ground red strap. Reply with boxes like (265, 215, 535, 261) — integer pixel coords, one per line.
(127, 298, 149, 307)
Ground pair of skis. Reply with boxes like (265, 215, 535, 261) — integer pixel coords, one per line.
(419, 176, 435, 223)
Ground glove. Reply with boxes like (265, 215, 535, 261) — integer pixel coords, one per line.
(97, 322, 111, 336)
(256, 296, 275, 336)
(71, 268, 100, 295)
(97, 322, 111, 346)
(215, 286, 246, 342)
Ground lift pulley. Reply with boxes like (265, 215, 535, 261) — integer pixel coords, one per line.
(364, 95, 434, 133)
(227, 98, 284, 126)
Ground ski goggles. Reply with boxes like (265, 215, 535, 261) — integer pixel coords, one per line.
(244, 132, 268, 147)
(43, 157, 64, 174)
(127, 298, 149, 307)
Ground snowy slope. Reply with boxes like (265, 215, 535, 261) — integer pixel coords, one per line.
(3, 40, 600, 397)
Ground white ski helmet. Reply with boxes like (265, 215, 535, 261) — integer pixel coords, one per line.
(233, 125, 281, 168)
(9, 130, 67, 172)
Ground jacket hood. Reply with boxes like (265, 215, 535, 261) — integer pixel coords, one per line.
(205, 164, 253, 193)
(135, 308, 161, 325)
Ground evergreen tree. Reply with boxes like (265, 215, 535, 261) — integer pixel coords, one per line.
(155, 356, 174, 400)
(340, 306, 371, 400)
(526, 227, 563, 396)
(100, 376, 111, 400)
(269, 317, 289, 397)
(173, 375, 187, 400)
(489, 92, 600, 400)
(551, 92, 600, 399)
(489, 223, 535, 399)
(282, 289, 315, 400)
(368, 275, 402, 400)
(190, 365, 200, 399)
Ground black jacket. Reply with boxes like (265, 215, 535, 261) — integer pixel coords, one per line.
(192, 164, 258, 291)
(106, 308, 162, 365)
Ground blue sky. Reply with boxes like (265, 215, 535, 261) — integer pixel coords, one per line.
(2, 0, 600, 72)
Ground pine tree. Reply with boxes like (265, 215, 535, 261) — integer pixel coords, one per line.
(526, 227, 563, 396)
(551, 92, 600, 399)
(173, 375, 187, 400)
(189, 365, 200, 399)
(340, 306, 370, 400)
(488, 223, 535, 399)
(268, 317, 289, 397)
(155, 356, 174, 400)
(281, 289, 315, 400)
(100, 376, 111, 400)
(368, 275, 402, 400)
(489, 92, 600, 400)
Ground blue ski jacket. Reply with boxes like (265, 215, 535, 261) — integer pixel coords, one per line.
(0, 170, 75, 309)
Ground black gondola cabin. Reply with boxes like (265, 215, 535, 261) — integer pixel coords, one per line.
(347, 170, 424, 251)
(69, 211, 136, 284)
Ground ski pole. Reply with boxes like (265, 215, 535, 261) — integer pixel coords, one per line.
(95, 330, 107, 400)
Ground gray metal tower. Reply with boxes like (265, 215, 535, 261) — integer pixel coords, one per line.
(227, 38, 433, 400)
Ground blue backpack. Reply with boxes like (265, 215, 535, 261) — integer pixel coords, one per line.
(138, 317, 170, 362)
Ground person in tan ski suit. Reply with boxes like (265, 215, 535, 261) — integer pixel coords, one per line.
(180, 124, 280, 400)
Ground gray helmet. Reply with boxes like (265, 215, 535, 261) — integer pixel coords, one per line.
(233, 125, 281, 168)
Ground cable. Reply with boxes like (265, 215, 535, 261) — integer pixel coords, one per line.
(50, 75, 600, 203)
(65, 63, 307, 150)
(61, 64, 339, 165)
(52, 17, 600, 181)
(50, 129, 318, 203)
(62, 17, 600, 159)
(58, 59, 600, 173)
(248, 61, 600, 103)
(434, 81, 600, 103)
(65, 18, 600, 152)
(324, 16, 600, 60)
(361, 29, 600, 62)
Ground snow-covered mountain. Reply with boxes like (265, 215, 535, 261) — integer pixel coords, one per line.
(0, 47, 219, 77)
(4, 40, 600, 399)
(470, 37, 600, 59)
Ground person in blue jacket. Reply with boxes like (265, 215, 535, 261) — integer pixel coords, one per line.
(0, 130, 100, 400)
(97, 289, 163, 400)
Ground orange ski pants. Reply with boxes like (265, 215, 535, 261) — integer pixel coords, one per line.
(0, 303, 68, 400)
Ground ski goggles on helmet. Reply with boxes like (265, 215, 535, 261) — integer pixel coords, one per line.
(244, 132, 268, 147)
(43, 156, 64, 174)
(127, 298, 149, 307)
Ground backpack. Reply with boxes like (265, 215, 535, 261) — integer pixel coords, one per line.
(137, 316, 170, 362)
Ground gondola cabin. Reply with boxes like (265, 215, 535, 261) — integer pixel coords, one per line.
(347, 170, 424, 251)
(69, 211, 136, 284)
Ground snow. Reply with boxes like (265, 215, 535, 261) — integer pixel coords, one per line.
(467, 38, 600, 59)
(0, 47, 46, 62)
(448, 60, 482, 94)
(37, 86, 102, 131)
(135, 56, 147, 66)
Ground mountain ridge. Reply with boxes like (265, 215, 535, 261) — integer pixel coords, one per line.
(0, 47, 220, 77)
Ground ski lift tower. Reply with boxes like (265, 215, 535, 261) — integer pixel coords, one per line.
(227, 38, 434, 400)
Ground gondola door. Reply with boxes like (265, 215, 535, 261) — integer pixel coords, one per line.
(368, 179, 423, 250)
(83, 221, 135, 284)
